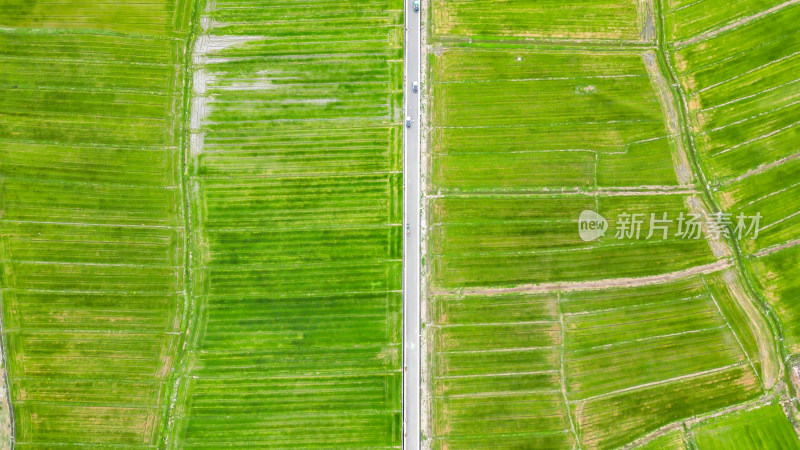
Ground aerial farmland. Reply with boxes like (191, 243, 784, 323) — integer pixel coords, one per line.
(424, 0, 800, 448)
(0, 0, 798, 448)
(171, 0, 404, 446)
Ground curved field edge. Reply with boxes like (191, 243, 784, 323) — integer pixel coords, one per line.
(0, 0, 195, 446)
(159, 0, 204, 446)
(641, 0, 800, 442)
(654, 0, 792, 397)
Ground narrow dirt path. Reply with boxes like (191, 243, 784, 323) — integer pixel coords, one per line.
(434, 259, 732, 297)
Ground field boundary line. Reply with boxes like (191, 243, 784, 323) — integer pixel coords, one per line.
(558, 293, 582, 447)
(427, 188, 699, 198)
(572, 362, 746, 404)
(569, 325, 730, 354)
(703, 278, 762, 385)
(752, 238, 800, 258)
(564, 293, 704, 317)
(673, 0, 800, 47)
(760, 210, 800, 232)
(437, 370, 559, 380)
(724, 152, 800, 185)
(437, 389, 562, 399)
(434, 320, 557, 328)
(435, 259, 731, 296)
(621, 393, 774, 449)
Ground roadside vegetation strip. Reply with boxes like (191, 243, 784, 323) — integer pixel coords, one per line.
(430, 193, 718, 289)
(168, 0, 404, 446)
(0, 0, 194, 446)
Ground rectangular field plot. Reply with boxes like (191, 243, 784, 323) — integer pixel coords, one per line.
(430, 274, 763, 448)
(173, 0, 404, 446)
(429, 193, 716, 289)
(0, 0, 192, 36)
(563, 278, 763, 448)
(579, 365, 761, 448)
(0, 0, 191, 446)
(431, 48, 680, 193)
(689, 401, 800, 449)
(432, 0, 648, 41)
(430, 293, 576, 448)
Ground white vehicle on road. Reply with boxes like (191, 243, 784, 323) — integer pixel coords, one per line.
(412, 81, 418, 93)
(406, 116, 412, 128)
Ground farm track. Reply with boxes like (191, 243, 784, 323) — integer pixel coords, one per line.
(752, 238, 800, 258)
(434, 259, 732, 296)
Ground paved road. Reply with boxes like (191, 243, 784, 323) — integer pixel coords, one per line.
(402, 0, 421, 448)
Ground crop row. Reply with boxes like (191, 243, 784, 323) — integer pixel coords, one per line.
(664, 0, 788, 42)
(173, 0, 404, 446)
(0, 0, 193, 446)
(430, 293, 574, 447)
(429, 275, 762, 448)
